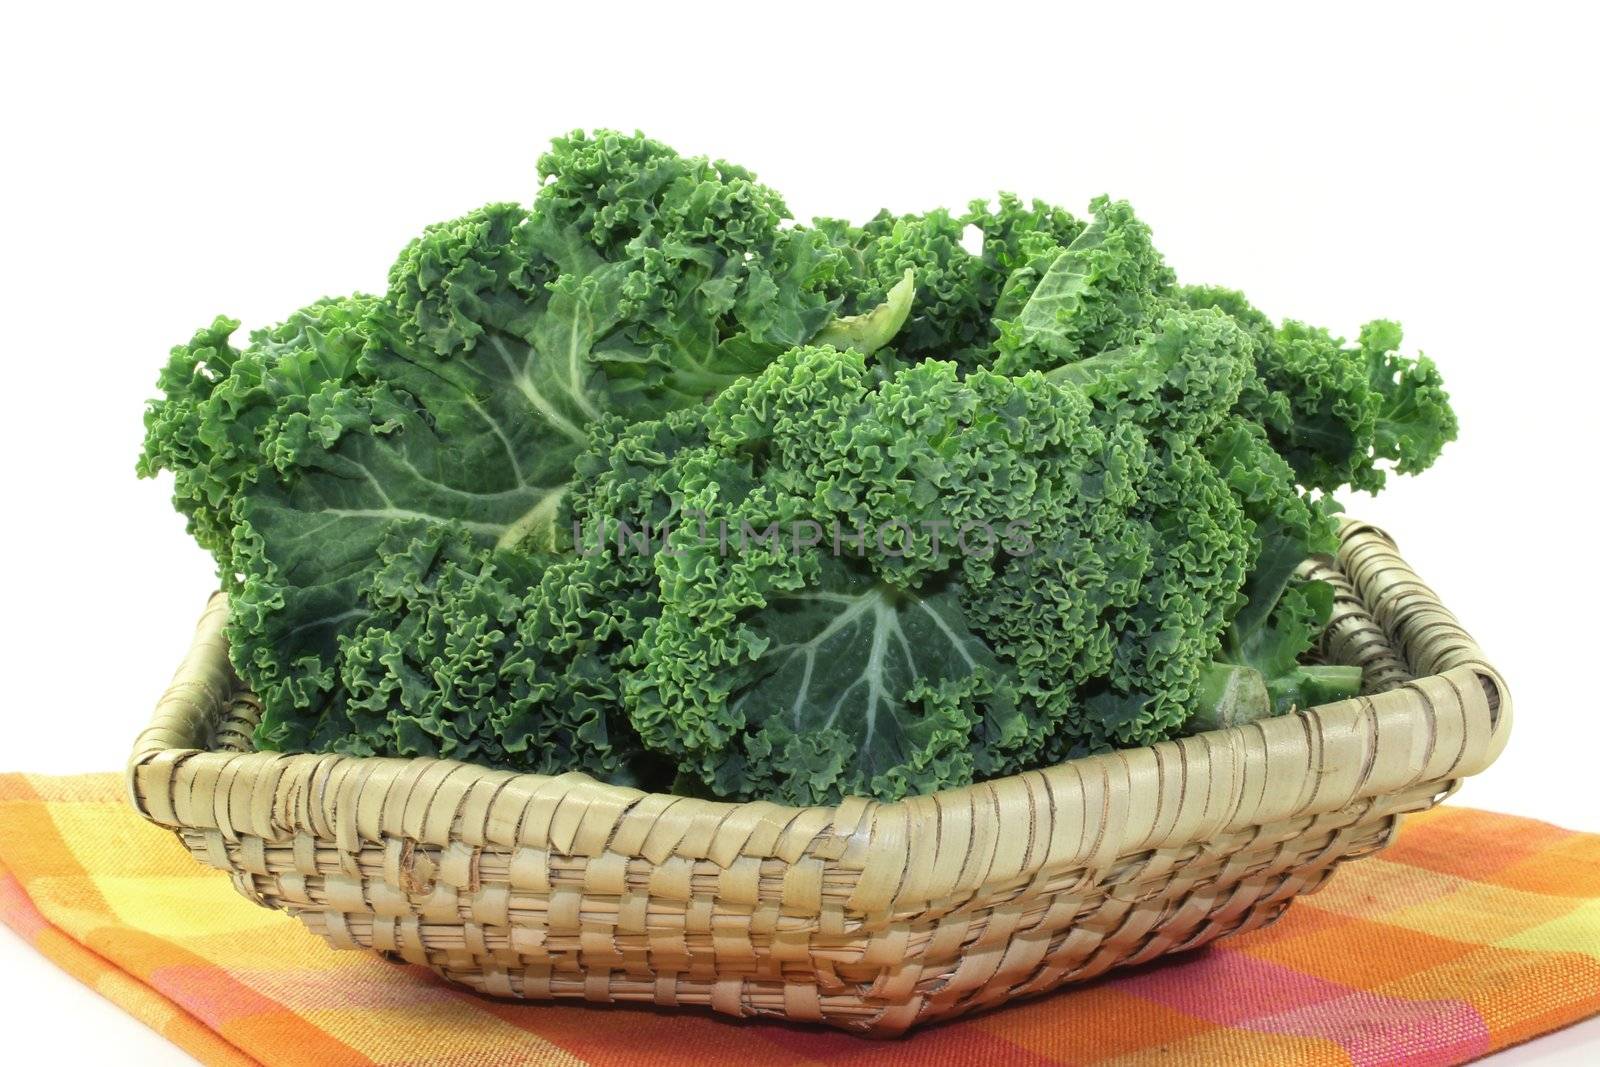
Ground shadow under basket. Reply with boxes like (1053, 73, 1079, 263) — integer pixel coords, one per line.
(128, 520, 1510, 1036)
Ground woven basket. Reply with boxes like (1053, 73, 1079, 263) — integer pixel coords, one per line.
(128, 520, 1509, 1035)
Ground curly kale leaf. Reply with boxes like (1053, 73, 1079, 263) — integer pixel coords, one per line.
(1359, 319, 1458, 482)
(165, 130, 853, 758)
(1018, 310, 1256, 755)
(625, 331, 1258, 802)
(230, 373, 575, 748)
(298, 522, 650, 783)
(1193, 417, 1358, 723)
(1219, 578, 1362, 717)
(495, 390, 1016, 801)
(137, 296, 375, 575)
(1180, 287, 1458, 493)
(536, 130, 842, 382)
(627, 347, 1043, 803)
(994, 197, 1174, 374)
(816, 207, 998, 365)
(1045, 307, 1254, 447)
(1204, 418, 1339, 642)
(812, 194, 1083, 369)
(274, 407, 712, 785)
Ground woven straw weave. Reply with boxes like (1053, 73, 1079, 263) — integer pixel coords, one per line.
(127, 520, 1510, 1035)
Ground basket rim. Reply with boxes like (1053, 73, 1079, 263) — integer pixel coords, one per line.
(127, 519, 1511, 863)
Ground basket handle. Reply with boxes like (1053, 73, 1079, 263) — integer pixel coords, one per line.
(1337, 520, 1510, 725)
(128, 591, 232, 764)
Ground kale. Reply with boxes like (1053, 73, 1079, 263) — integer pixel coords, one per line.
(140, 130, 1457, 803)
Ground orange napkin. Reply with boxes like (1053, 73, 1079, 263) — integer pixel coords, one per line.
(2, 772, 1597, 1066)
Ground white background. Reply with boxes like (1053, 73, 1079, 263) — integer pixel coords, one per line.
(2, 1, 1596, 1062)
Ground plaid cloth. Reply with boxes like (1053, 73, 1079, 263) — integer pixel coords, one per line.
(2, 774, 1596, 1066)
